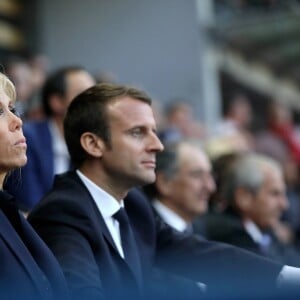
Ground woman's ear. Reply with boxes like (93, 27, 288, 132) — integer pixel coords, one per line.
(80, 132, 105, 158)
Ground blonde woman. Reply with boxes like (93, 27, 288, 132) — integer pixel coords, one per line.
(0, 72, 68, 300)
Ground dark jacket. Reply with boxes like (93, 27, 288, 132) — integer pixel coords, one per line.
(0, 190, 69, 300)
(28, 171, 283, 300)
(199, 210, 300, 267)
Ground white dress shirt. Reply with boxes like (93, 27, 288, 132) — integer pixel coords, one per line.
(76, 170, 125, 258)
(243, 219, 271, 251)
(153, 200, 206, 291)
(152, 200, 189, 233)
(49, 120, 70, 174)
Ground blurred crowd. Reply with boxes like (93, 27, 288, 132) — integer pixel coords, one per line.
(4, 52, 300, 257)
(2, 51, 300, 298)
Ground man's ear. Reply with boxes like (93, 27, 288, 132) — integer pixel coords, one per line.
(80, 132, 105, 158)
(156, 173, 174, 197)
(234, 187, 253, 213)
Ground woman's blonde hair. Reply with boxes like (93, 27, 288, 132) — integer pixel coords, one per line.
(0, 72, 16, 101)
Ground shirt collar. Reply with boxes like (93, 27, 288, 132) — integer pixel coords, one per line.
(243, 219, 271, 246)
(152, 200, 189, 232)
(76, 170, 123, 219)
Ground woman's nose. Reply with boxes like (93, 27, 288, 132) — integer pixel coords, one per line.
(9, 111, 22, 131)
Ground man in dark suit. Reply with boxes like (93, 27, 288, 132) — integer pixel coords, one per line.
(4, 66, 95, 211)
(201, 153, 300, 267)
(29, 83, 299, 300)
(143, 140, 215, 236)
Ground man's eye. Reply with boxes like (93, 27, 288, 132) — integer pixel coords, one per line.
(0, 108, 3, 115)
(131, 129, 143, 137)
(188, 170, 205, 179)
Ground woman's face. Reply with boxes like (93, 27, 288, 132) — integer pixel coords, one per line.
(0, 91, 27, 175)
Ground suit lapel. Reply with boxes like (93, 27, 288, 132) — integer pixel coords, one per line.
(71, 172, 121, 256)
(93, 207, 120, 254)
(0, 211, 49, 294)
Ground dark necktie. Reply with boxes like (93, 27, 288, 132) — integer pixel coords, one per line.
(113, 208, 142, 288)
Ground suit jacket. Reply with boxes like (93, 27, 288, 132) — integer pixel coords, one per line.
(4, 120, 54, 210)
(150, 200, 206, 300)
(28, 171, 284, 300)
(0, 190, 68, 300)
(199, 211, 300, 267)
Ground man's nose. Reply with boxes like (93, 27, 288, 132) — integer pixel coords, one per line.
(149, 132, 164, 152)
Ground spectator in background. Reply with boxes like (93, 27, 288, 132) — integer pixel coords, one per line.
(255, 100, 300, 244)
(159, 100, 205, 143)
(0, 71, 68, 300)
(205, 152, 243, 214)
(4, 66, 95, 211)
(144, 139, 215, 235)
(143, 139, 216, 298)
(3, 56, 35, 120)
(27, 53, 50, 120)
(260, 100, 300, 165)
(203, 153, 300, 267)
(213, 91, 254, 149)
(28, 53, 49, 92)
(94, 69, 117, 84)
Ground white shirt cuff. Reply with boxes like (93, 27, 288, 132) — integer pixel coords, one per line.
(278, 265, 300, 287)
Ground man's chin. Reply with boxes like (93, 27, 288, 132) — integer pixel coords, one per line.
(138, 173, 156, 185)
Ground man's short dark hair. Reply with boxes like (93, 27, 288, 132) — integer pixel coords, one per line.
(42, 66, 87, 117)
(64, 82, 152, 168)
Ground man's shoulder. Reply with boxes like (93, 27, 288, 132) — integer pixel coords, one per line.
(125, 188, 153, 215)
(203, 212, 246, 240)
(28, 171, 91, 219)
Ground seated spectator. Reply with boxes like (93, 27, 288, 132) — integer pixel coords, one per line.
(4, 66, 95, 211)
(159, 100, 205, 143)
(0, 71, 68, 300)
(212, 91, 254, 149)
(3, 56, 35, 119)
(143, 139, 215, 235)
(203, 153, 300, 266)
(255, 100, 300, 243)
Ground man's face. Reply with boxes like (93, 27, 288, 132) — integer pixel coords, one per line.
(167, 144, 216, 220)
(52, 70, 95, 118)
(246, 167, 288, 230)
(101, 97, 164, 191)
(65, 70, 95, 107)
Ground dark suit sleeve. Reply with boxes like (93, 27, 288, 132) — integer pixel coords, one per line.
(154, 216, 283, 299)
(29, 201, 106, 300)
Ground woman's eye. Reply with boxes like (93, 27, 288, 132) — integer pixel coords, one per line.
(10, 107, 21, 117)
